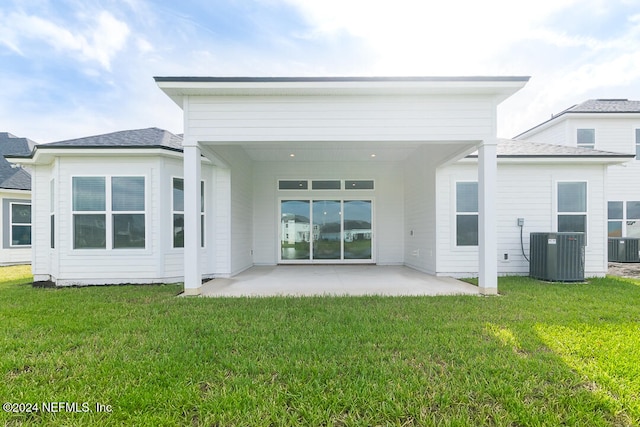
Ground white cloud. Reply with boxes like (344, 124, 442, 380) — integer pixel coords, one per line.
(0, 10, 130, 70)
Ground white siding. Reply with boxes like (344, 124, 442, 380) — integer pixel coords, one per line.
(437, 162, 608, 277)
(188, 95, 495, 142)
(519, 121, 569, 146)
(209, 146, 253, 276)
(251, 159, 404, 265)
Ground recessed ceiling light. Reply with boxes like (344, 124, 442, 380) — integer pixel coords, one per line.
(370, 154, 376, 158)
(289, 153, 295, 158)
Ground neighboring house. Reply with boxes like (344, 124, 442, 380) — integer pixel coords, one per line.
(515, 99, 640, 239)
(0, 132, 35, 265)
(8, 78, 633, 293)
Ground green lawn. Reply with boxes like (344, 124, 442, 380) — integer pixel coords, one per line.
(1, 266, 639, 426)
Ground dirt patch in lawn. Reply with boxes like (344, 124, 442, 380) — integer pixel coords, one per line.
(608, 262, 640, 279)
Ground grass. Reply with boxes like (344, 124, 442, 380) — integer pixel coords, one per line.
(0, 265, 639, 426)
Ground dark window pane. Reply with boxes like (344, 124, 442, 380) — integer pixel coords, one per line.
(344, 200, 372, 259)
(558, 182, 586, 212)
(74, 214, 106, 249)
(312, 180, 341, 190)
(456, 215, 478, 246)
(279, 180, 308, 190)
(113, 214, 145, 249)
(173, 214, 184, 248)
(608, 221, 622, 238)
(201, 214, 205, 247)
(51, 214, 55, 249)
(456, 182, 478, 213)
(345, 180, 374, 190)
(173, 178, 184, 211)
(558, 215, 586, 233)
(73, 177, 105, 211)
(11, 203, 31, 224)
(608, 201, 623, 219)
(627, 201, 640, 219)
(112, 177, 145, 211)
(201, 181, 205, 213)
(12, 225, 31, 246)
(628, 221, 640, 238)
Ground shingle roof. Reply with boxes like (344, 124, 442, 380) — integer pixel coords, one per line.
(515, 99, 640, 138)
(566, 99, 640, 113)
(467, 139, 633, 159)
(43, 127, 183, 151)
(0, 132, 36, 190)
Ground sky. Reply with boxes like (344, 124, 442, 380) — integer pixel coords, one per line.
(1, 0, 640, 143)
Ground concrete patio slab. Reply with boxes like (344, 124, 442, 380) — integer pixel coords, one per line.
(197, 265, 479, 297)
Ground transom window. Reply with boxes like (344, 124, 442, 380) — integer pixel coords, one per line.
(456, 182, 478, 246)
(72, 176, 145, 249)
(557, 181, 587, 238)
(10, 202, 31, 247)
(278, 179, 374, 191)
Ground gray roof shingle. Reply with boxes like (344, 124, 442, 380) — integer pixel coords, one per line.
(467, 139, 634, 159)
(43, 127, 183, 151)
(515, 99, 640, 138)
(0, 132, 35, 190)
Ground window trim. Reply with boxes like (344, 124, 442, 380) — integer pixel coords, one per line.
(454, 181, 478, 247)
(555, 180, 588, 243)
(71, 175, 147, 251)
(9, 202, 32, 247)
(172, 177, 205, 249)
(576, 128, 596, 150)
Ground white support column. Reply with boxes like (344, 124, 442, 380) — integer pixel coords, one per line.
(478, 139, 498, 295)
(183, 140, 202, 295)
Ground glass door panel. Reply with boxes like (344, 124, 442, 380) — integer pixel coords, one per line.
(344, 200, 372, 259)
(281, 200, 311, 260)
(313, 200, 342, 260)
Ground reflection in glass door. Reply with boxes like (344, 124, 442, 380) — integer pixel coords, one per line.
(313, 200, 341, 260)
(280, 200, 311, 260)
(280, 199, 372, 262)
(344, 200, 372, 259)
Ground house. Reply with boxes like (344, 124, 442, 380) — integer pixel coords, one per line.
(0, 132, 35, 265)
(8, 78, 634, 294)
(515, 99, 640, 238)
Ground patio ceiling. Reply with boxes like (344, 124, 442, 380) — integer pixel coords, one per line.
(209, 140, 479, 163)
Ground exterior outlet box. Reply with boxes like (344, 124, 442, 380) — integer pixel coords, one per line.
(517, 218, 524, 226)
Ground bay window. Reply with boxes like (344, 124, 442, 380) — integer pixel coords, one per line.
(72, 176, 145, 249)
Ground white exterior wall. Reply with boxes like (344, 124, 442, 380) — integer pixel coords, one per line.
(31, 154, 215, 285)
(188, 95, 495, 142)
(0, 190, 32, 265)
(436, 161, 609, 278)
(209, 146, 252, 276)
(252, 160, 404, 265)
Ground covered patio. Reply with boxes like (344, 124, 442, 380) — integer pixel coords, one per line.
(198, 265, 480, 297)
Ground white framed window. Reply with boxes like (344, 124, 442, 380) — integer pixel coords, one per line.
(72, 176, 146, 250)
(608, 201, 623, 238)
(627, 201, 640, 238)
(50, 179, 55, 249)
(10, 202, 31, 247)
(577, 128, 595, 149)
(635, 128, 640, 159)
(455, 181, 478, 246)
(557, 181, 587, 238)
(172, 178, 205, 248)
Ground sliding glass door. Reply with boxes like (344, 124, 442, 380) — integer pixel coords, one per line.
(280, 199, 372, 262)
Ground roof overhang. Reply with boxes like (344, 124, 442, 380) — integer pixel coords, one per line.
(461, 154, 634, 165)
(6, 146, 186, 166)
(155, 76, 530, 107)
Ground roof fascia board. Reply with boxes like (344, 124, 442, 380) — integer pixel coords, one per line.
(460, 155, 633, 165)
(7, 147, 188, 165)
(156, 76, 530, 107)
